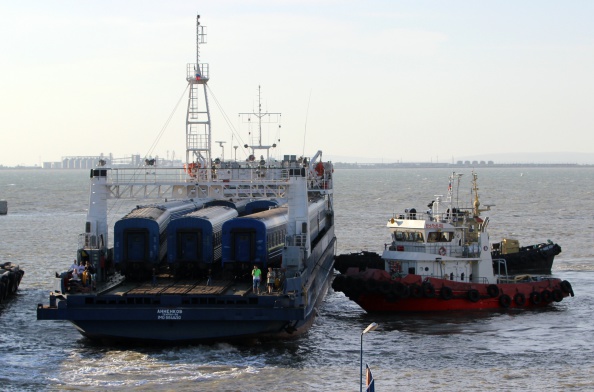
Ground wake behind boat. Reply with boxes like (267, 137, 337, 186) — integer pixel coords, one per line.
(37, 15, 336, 343)
(332, 171, 574, 312)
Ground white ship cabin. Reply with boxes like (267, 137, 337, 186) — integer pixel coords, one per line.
(382, 196, 497, 284)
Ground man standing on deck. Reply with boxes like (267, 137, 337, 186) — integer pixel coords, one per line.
(252, 265, 262, 295)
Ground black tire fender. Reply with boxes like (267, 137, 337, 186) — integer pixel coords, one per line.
(467, 289, 480, 303)
(440, 286, 453, 300)
(409, 284, 422, 298)
(552, 288, 564, 302)
(530, 291, 542, 305)
(487, 284, 500, 298)
(499, 294, 512, 308)
(514, 292, 526, 306)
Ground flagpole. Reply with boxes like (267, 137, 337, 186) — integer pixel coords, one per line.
(360, 322, 378, 392)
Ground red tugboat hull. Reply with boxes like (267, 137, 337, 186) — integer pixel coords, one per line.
(333, 269, 574, 313)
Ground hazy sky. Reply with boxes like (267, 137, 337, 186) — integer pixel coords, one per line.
(1, 1, 593, 166)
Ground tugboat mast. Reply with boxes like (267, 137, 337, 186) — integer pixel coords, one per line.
(185, 14, 211, 178)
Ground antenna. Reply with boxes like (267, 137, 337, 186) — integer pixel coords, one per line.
(215, 141, 226, 161)
(239, 86, 281, 163)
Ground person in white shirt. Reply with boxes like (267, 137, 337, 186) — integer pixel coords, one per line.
(76, 262, 85, 275)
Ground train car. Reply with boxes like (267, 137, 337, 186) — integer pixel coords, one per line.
(167, 206, 238, 273)
(221, 206, 289, 270)
(308, 197, 329, 243)
(113, 199, 207, 279)
(244, 199, 279, 215)
(221, 199, 330, 271)
(205, 199, 250, 216)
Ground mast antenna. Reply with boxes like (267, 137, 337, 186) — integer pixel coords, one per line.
(239, 86, 281, 163)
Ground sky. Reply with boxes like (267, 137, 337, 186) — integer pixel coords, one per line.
(1, 0, 593, 166)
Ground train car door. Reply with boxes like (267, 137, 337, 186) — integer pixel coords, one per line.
(177, 230, 202, 262)
(124, 229, 148, 261)
(232, 230, 255, 262)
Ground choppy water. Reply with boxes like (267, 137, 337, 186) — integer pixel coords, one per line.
(1, 167, 593, 391)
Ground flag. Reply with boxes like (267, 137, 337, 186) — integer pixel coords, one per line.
(365, 364, 375, 392)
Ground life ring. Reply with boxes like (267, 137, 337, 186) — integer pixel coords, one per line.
(483, 245, 488, 252)
(439, 247, 447, 256)
(184, 162, 201, 178)
(499, 294, 512, 308)
(440, 286, 453, 300)
(552, 288, 564, 302)
(422, 282, 435, 298)
(530, 291, 542, 305)
(487, 284, 500, 298)
(467, 289, 480, 303)
(541, 289, 552, 303)
(409, 284, 423, 298)
(514, 292, 526, 306)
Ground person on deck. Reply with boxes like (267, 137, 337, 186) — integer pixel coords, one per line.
(252, 265, 262, 295)
(267, 267, 276, 294)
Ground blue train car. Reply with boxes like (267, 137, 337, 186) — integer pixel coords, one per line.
(244, 199, 279, 215)
(205, 199, 250, 216)
(113, 199, 206, 279)
(221, 206, 288, 269)
(307, 198, 329, 243)
(167, 206, 238, 271)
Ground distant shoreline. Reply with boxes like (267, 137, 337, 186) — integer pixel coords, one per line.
(333, 162, 593, 169)
(1, 162, 593, 170)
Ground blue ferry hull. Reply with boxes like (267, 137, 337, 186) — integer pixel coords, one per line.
(38, 234, 335, 344)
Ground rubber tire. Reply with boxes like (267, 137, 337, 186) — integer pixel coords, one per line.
(440, 286, 453, 300)
(541, 289, 552, 303)
(467, 289, 480, 303)
(487, 284, 500, 298)
(514, 292, 526, 306)
(560, 280, 574, 296)
(499, 294, 512, 308)
(530, 291, 542, 305)
(409, 284, 422, 299)
(422, 282, 435, 298)
(379, 281, 392, 295)
(552, 288, 564, 302)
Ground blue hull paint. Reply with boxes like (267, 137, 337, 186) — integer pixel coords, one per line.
(38, 232, 335, 343)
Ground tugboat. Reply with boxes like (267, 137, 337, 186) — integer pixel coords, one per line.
(0, 262, 24, 303)
(335, 239, 562, 276)
(332, 172, 574, 312)
(37, 15, 336, 343)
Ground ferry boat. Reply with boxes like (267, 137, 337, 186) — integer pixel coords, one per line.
(332, 172, 574, 312)
(490, 239, 561, 275)
(37, 15, 336, 343)
(0, 262, 24, 303)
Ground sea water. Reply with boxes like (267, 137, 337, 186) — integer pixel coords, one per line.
(1, 167, 593, 391)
